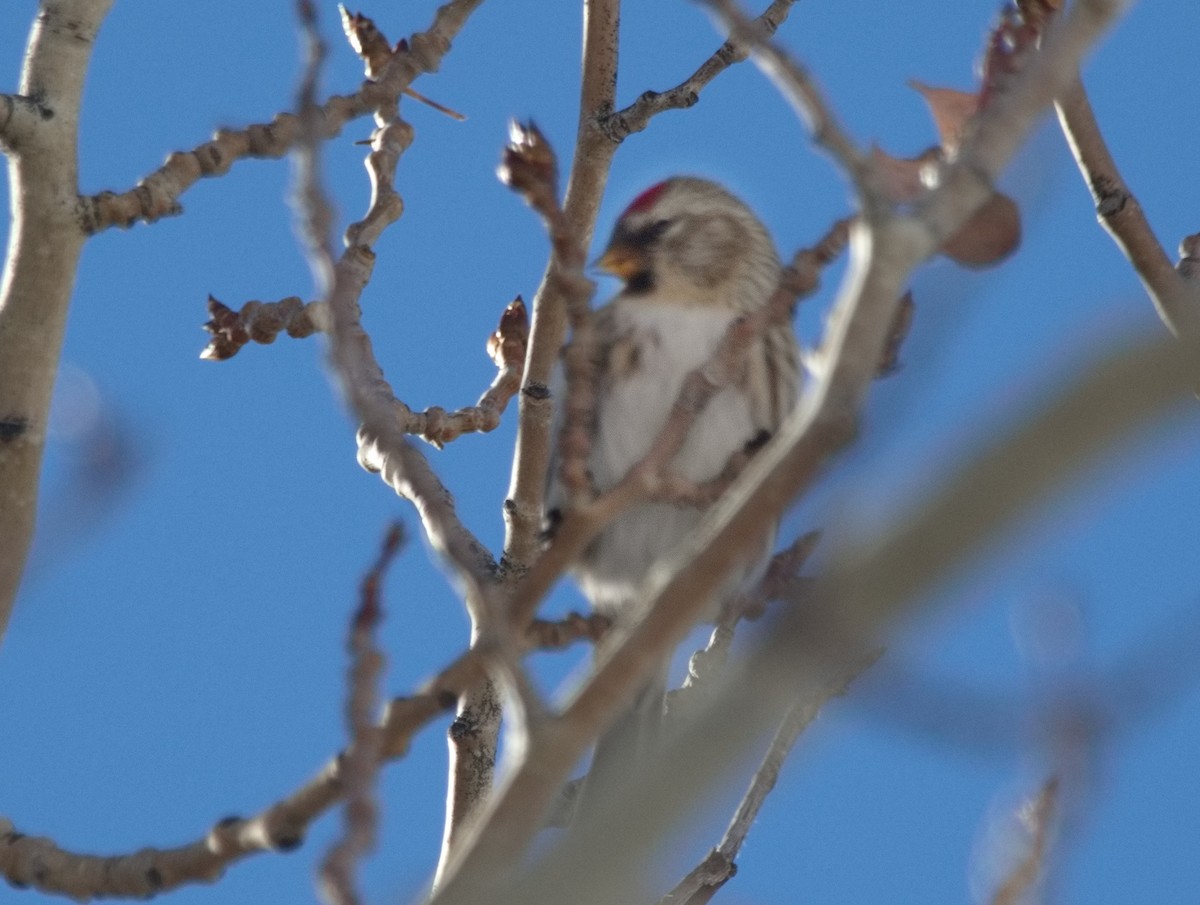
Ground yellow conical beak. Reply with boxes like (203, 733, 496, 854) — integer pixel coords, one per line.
(594, 241, 648, 281)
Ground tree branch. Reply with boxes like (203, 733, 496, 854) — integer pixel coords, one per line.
(0, 599, 614, 900)
(609, 0, 798, 140)
(317, 520, 401, 905)
(1054, 74, 1200, 336)
(660, 651, 872, 905)
(427, 3, 1135, 899)
(705, 0, 872, 198)
(79, 0, 485, 232)
(500, 0, 622, 573)
(0, 0, 116, 644)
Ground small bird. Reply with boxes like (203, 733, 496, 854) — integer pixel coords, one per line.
(549, 176, 801, 807)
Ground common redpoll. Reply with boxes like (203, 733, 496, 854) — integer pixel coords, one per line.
(549, 176, 801, 801)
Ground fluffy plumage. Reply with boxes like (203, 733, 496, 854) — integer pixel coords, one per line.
(567, 176, 800, 619)
(549, 177, 801, 810)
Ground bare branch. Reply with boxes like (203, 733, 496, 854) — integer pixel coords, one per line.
(0, 0, 115, 643)
(287, 11, 544, 883)
(0, 93, 50, 150)
(0, 655, 464, 901)
(1055, 75, 1200, 336)
(704, 0, 872, 197)
(662, 652, 872, 905)
(917, 0, 1131, 254)
(317, 521, 402, 905)
(80, 0, 484, 233)
(527, 611, 611, 648)
(500, 119, 601, 509)
(611, 0, 798, 140)
(200, 294, 328, 360)
(501, 0, 621, 573)
(429, 5, 1139, 897)
(478, 325, 1192, 905)
(0, 585, 625, 900)
(403, 295, 530, 447)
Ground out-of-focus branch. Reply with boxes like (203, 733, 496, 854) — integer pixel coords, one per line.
(476, 325, 1193, 905)
(527, 611, 611, 648)
(988, 778, 1060, 905)
(318, 521, 400, 905)
(705, 0, 872, 197)
(917, 0, 1129, 257)
(610, 0, 798, 140)
(1055, 75, 1200, 337)
(0, 0, 116, 645)
(429, 4, 1134, 900)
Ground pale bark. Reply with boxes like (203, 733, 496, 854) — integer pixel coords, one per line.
(0, 0, 115, 642)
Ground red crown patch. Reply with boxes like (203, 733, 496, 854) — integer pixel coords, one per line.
(623, 181, 668, 216)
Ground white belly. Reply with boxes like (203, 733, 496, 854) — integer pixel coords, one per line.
(580, 301, 766, 616)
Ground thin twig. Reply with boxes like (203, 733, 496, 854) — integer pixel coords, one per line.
(0, 678, 451, 901)
(704, 0, 873, 199)
(80, 0, 485, 232)
(200, 295, 327, 360)
(409, 296, 530, 447)
(497, 120, 599, 507)
(661, 652, 873, 905)
(610, 0, 798, 140)
(318, 522, 403, 905)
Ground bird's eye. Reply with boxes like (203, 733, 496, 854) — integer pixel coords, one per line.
(634, 219, 671, 245)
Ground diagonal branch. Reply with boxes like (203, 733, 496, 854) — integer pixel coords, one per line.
(660, 651, 873, 905)
(705, 0, 872, 197)
(609, 0, 799, 141)
(427, 3, 1136, 899)
(471, 326, 1195, 905)
(1054, 74, 1200, 337)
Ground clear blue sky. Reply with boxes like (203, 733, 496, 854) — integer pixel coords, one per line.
(3, 1, 1200, 903)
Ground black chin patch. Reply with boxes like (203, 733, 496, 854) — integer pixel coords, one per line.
(625, 270, 655, 294)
